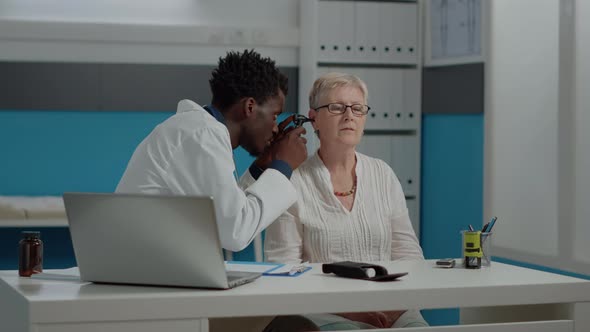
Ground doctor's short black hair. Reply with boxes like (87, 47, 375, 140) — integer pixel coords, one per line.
(209, 49, 288, 109)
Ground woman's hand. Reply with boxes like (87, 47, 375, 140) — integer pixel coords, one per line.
(382, 310, 406, 327)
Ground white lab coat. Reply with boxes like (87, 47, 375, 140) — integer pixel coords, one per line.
(116, 100, 297, 252)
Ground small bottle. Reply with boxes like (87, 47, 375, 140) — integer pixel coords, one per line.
(18, 231, 43, 277)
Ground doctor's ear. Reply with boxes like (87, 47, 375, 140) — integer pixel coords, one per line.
(243, 98, 256, 118)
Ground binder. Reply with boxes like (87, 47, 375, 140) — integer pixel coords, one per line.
(386, 69, 404, 130)
(378, 2, 398, 64)
(318, 1, 355, 63)
(337, 1, 356, 62)
(354, 2, 380, 63)
(400, 3, 419, 64)
(391, 135, 419, 196)
(402, 69, 420, 130)
(318, 1, 340, 62)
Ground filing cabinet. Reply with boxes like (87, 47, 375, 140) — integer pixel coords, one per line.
(356, 134, 420, 197)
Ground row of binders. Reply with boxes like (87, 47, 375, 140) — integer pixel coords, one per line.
(318, 1, 418, 64)
(317, 66, 420, 131)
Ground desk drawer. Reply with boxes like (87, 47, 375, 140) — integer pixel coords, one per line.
(354, 320, 572, 332)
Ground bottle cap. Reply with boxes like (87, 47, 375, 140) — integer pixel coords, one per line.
(21, 231, 41, 239)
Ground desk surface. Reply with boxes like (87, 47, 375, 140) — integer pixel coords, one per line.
(1, 260, 589, 325)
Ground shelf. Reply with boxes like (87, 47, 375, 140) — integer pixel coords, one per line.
(318, 62, 418, 69)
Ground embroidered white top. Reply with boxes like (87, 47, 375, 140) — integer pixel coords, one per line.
(264, 151, 423, 264)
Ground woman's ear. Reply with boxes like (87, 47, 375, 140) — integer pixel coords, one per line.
(308, 109, 318, 129)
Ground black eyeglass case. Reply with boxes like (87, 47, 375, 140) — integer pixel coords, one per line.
(322, 261, 408, 282)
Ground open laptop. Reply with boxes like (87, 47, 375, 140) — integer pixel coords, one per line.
(63, 192, 261, 289)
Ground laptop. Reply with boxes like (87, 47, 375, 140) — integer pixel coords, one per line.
(63, 192, 261, 289)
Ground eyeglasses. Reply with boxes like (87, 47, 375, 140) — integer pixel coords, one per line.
(314, 103, 370, 116)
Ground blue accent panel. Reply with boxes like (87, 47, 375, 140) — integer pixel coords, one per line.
(233, 147, 256, 178)
(421, 309, 460, 327)
(494, 257, 590, 280)
(421, 114, 484, 259)
(0, 110, 172, 195)
(419, 114, 483, 326)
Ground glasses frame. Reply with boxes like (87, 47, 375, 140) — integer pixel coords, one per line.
(314, 103, 371, 116)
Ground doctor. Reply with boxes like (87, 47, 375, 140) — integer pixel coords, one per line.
(116, 49, 308, 252)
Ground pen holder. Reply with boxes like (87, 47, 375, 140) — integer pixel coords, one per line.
(480, 232, 492, 267)
(461, 231, 492, 268)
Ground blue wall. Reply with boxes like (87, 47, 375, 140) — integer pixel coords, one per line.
(0, 110, 170, 195)
(421, 114, 484, 258)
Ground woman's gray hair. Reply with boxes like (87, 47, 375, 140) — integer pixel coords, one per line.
(308, 72, 368, 109)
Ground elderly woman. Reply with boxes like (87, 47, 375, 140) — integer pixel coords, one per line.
(264, 72, 428, 330)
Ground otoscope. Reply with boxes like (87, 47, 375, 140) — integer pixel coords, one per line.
(290, 114, 314, 128)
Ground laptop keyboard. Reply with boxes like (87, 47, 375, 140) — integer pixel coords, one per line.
(227, 271, 261, 287)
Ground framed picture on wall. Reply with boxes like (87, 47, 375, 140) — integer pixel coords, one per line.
(424, 0, 487, 67)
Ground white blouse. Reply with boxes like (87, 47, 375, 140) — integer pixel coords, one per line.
(264, 151, 424, 264)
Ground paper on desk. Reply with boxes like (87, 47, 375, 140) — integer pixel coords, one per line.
(264, 263, 311, 276)
(225, 261, 281, 273)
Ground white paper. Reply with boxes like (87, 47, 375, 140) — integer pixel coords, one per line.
(264, 263, 310, 275)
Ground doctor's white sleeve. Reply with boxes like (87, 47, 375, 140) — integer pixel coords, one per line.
(163, 127, 297, 252)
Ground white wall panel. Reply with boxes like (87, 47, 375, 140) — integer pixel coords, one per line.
(0, 0, 298, 27)
(486, 0, 560, 256)
(0, 0, 299, 65)
(573, 0, 590, 264)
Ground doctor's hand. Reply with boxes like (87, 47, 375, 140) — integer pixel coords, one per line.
(273, 126, 308, 170)
(255, 118, 307, 170)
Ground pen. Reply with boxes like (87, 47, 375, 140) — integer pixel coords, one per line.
(468, 225, 474, 231)
(481, 222, 489, 232)
(486, 216, 498, 232)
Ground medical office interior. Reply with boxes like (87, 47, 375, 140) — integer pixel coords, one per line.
(0, 0, 589, 327)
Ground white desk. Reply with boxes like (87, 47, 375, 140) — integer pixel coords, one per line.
(1, 260, 589, 332)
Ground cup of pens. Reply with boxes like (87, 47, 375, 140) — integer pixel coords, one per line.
(480, 232, 492, 267)
(462, 217, 497, 268)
